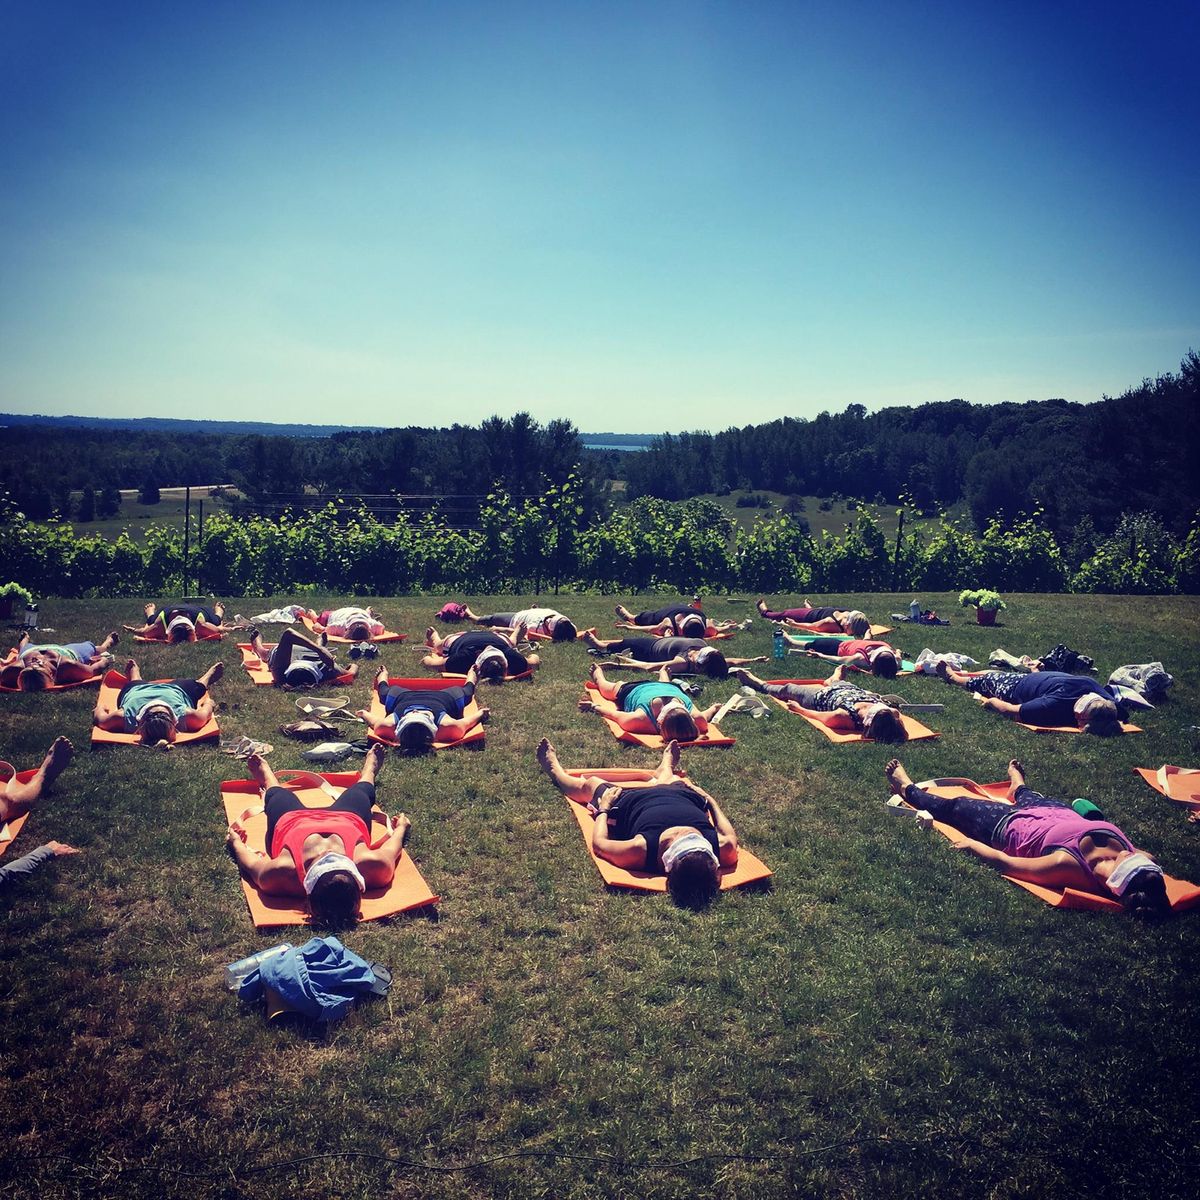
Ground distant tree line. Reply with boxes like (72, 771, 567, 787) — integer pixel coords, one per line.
(614, 352, 1200, 539)
(1, 353, 1196, 539)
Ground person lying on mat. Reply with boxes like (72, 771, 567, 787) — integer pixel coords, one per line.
(935, 664, 1127, 735)
(248, 627, 358, 688)
(613, 602, 738, 639)
(884, 758, 1170, 919)
(537, 737, 738, 908)
(756, 599, 871, 638)
(461, 605, 578, 643)
(358, 665, 490, 752)
(304, 605, 385, 642)
(421, 627, 539, 679)
(789, 633, 904, 679)
(733, 664, 909, 743)
(226, 747, 409, 926)
(580, 663, 720, 742)
(582, 632, 766, 679)
(124, 601, 232, 643)
(3, 630, 119, 691)
(92, 658, 224, 746)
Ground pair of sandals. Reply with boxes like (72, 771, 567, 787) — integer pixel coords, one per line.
(348, 642, 379, 660)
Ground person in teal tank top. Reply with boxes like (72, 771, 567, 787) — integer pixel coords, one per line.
(580, 662, 722, 743)
(92, 657, 225, 746)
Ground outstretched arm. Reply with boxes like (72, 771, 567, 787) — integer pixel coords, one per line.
(358, 816, 410, 887)
(225, 824, 300, 895)
(688, 783, 739, 866)
(92, 702, 124, 730)
(976, 696, 1020, 716)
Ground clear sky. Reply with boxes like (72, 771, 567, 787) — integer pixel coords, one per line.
(1, 1, 1196, 432)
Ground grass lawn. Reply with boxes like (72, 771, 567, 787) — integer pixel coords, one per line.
(1, 592, 1198, 1199)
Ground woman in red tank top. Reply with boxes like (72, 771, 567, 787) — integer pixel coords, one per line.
(226, 746, 411, 926)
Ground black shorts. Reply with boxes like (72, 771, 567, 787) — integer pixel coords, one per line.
(264, 781, 376, 849)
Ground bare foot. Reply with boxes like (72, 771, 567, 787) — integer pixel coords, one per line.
(206, 661, 225, 685)
(589, 661, 601, 682)
(731, 667, 753, 687)
(391, 812, 411, 845)
(42, 736, 74, 787)
(665, 739, 681, 773)
(756, 599, 769, 615)
(1007, 759, 1026, 794)
(536, 737, 559, 776)
(884, 758, 912, 795)
(109, 631, 120, 647)
(124, 658, 138, 677)
(361, 743, 387, 779)
(424, 626, 436, 645)
(245, 752, 271, 787)
(374, 664, 388, 687)
(477, 707, 491, 724)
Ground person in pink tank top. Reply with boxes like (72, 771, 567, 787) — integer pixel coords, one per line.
(884, 759, 1170, 920)
(226, 746, 411, 926)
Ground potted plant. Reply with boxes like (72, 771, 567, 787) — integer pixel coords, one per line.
(0, 583, 33, 622)
(959, 588, 1006, 626)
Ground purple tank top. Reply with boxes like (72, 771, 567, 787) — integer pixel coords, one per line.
(999, 806, 1133, 879)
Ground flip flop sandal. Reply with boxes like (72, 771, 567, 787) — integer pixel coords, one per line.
(219, 736, 275, 759)
(278, 719, 341, 741)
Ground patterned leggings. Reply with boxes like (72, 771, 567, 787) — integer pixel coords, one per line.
(902, 784, 1068, 845)
(963, 671, 1023, 702)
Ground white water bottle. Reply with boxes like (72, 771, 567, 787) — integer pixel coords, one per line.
(224, 942, 292, 989)
(909, 599, 921, 620)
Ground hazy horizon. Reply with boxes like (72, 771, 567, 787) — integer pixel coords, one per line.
(2, 2, 1197, 432)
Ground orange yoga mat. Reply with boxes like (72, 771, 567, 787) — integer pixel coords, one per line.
(134, 625, 224, 643)
(1014, 719, 1141, 735)
(561, 767, 771, 892)
(437, 667, 534, 683)
(366, 676, 486, 750)
(765, 678, 938, 743)
(0, 767, 36, 858)
(221, 771, 438, 926)
(236, 643, 356, 688)
(1136, 766, 1200, 809)
(904, 777, 1200, 912)
(583, 682, 734, 749)
(299, 611, 407, 644)
(90, 669, 220, 747)
(0, 648, 103, 692)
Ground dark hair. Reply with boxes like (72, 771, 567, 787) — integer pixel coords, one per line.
(864, 706, 907, 744)
(309, 871, 362, 926)
(140, 708, 176, 745)
(169, 622, 193, 644)
(552, 619, 576, 642)
(697, 652, 728, 679)
(18, 667, 48, 692)
(666, 851, 720, 909)
(1084, 701, 1123, 737)
(678, 616, 706, 639)
(346, 622, 371, 643)
(397, 719, 436, 754)
(660, 709, 699, 743)
(476, 653, 506, 681)
(1120, 870, 1170, 921)
(872, 652, 899, 679)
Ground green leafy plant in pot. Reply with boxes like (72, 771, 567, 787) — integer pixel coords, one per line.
(959, 588, 1006, 626)
(0, 583, 34, 621)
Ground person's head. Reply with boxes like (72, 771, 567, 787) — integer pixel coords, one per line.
(167, 615, 196, 643)
(17, 664, 51, 692)
(1105, 852, 1170, 921)
(663, 832, 720, 908)
(690, 647, 728, 679)
(475, 645, 509, 681)
(548, 617, 576, 642)
(868, 648, 899, 678)
(845, 611, 870, 638)
(678, 614, 706, 639)
(1075, 694, 1123, 736)
(345, 620, 372, 643)
(137, 704, 178, 746)
(305, 853, 365, 926)
(396, 709, 438, 754)
(282, 661, 323, 688)
(862, 703, 907, 744)
(657, 699, 699, 743)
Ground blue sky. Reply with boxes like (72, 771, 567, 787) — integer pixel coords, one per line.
(1, 1, 1196, 432)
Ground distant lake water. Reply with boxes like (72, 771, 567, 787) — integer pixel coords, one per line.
(583, 441, 650, 452)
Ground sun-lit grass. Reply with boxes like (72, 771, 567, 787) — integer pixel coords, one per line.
(1, 592, 1198, 1199)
